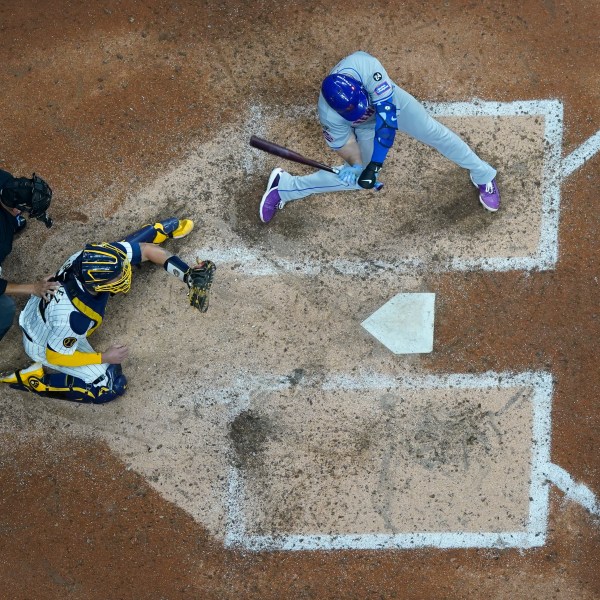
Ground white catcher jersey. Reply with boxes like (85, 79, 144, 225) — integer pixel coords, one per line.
(18, 241, 137, 382)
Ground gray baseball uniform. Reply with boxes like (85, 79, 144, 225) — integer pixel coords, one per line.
(277, 51, 496, 203)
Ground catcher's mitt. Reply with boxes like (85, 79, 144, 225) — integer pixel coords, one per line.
(186, 260, 216, 312)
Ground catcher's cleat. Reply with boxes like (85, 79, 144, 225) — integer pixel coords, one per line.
(0, 362, 45, 386)
(170, 219, 194, 239)
(124, 218, 194, 245)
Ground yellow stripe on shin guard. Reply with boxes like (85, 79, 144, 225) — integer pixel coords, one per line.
(23, 374, 96, 402)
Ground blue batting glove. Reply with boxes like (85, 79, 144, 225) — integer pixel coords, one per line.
(338, 164, 363, 186)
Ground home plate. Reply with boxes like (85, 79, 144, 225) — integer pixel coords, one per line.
(361, 293, 435, 354)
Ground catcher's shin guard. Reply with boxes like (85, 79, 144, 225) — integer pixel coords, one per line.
(4, 364, 127, 404)
(0, 362, 45, 386)
(124, 218, 194, 245)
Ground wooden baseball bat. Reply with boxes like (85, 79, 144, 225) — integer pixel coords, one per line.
(250, 136, 384, 190)
(250, 135, 339, 174)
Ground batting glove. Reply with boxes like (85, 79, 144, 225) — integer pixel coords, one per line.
(358, 161, 383, 189)
(337, 164, 364, 186)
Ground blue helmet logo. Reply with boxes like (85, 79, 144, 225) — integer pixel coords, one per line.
(321, 74, 369, 122)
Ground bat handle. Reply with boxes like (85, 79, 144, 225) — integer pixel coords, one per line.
(331, 166, 384, 191)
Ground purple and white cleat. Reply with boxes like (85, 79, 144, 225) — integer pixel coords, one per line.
(471, 175, 501, 212)
(259, 168, 285, 223)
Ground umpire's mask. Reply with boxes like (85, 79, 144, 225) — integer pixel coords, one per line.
(0, 173, 53, 227)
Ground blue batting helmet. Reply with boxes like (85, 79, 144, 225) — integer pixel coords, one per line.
(321, 74, 369, 122)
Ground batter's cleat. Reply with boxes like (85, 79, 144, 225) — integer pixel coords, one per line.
(471, 175, 501, 212)
(0, 362, 44, 386)
(259, 168, 284, 223)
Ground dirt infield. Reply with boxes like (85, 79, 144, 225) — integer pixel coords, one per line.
(0, 1, 598, 599)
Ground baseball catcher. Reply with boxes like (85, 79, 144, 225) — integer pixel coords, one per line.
(0, 217, 216, 404)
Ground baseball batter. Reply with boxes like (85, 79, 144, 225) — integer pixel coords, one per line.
(1, 218, 215, 403)
(259, 51, 500, 223)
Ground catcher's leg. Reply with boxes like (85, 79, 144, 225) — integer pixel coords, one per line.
(0, 362, 45, 386)
(123, 218, 194, 245)
(2, 364, 127, 404)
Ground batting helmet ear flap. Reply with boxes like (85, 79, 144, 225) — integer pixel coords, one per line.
(321, 74, 369, 122)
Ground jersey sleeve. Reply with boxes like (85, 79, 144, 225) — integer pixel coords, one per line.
(337, 51, 394, 105)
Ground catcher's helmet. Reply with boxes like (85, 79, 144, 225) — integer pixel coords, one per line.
(77, 243, 132, 294)
(0, 174, 53, 227)
(321, 74, 369, 122)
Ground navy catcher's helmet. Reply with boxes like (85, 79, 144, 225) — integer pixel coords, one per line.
(0, 173, 53, 227)
(77, 243, 132, 294)
(321, 74, 369, 122)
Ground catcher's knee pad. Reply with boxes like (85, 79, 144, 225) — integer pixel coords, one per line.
(123, 218, 194, 245)
(97, 364, 128, 403)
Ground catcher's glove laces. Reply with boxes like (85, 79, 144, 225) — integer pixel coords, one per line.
(186, 260, 216, 313)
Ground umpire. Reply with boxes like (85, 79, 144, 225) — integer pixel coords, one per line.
(0, 168, 57, 342)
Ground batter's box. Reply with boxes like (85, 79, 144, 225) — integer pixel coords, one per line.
(245, 100, 562, 275)
(225, 372, 552, 550)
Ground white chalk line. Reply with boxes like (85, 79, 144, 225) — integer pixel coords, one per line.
(211, 102, 597, 277)
(560, 130, 600, 180)
(223, 370, 554, 551)
(191, 251, 554, 277)
(545, 463, 600, 516)
(208, 100, 565, 276)
(212, 104, 598, 548)
(230, 532, 537, 552)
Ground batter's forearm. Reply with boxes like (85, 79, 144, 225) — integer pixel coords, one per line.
(335, 137, 363, 165)
(371, 100, 398, 164)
